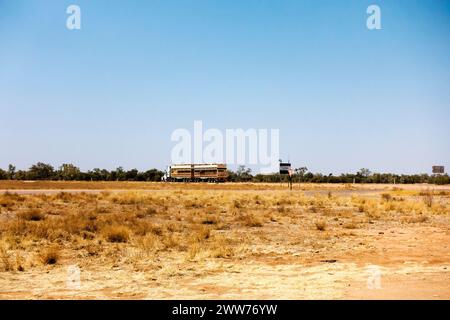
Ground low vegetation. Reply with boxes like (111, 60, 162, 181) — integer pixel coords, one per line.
(0, 184, 448, 274)
(1, 163, 449, 184)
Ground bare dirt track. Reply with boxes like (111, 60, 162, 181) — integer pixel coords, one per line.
(2, 180, 449, 191)
(0, 182, 449, 299)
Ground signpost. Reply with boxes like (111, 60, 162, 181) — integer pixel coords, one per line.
(279, 162, 291, 175)
(432, 166, 445, 174)
(279, 161, 293, 190)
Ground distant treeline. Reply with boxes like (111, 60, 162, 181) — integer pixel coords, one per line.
(231, 166, 450, 185)
(0, 163, 164, 182)
(0, 163, 449, 185)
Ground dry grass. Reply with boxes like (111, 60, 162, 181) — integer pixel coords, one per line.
(421, 190, 434, 208)
(381, 193, 392, 202)
(315, 220, 327, 231)
(17, 209, 46, 221)
(0, 246, 14, 272)
(240, 213, 263, 227)
(39, 246, 61, 265)
(102, 225, 131, 243)
(0, 183, 448, 275)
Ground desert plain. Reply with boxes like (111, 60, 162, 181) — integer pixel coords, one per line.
(0, 181, 449, 299)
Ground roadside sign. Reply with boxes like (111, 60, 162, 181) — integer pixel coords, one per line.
(279, 162, 291, 175)
(432, 166, 445, 174)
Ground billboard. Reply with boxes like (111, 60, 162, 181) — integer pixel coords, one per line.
(432, 166, 445, 174)
(279, 162, 291, 175)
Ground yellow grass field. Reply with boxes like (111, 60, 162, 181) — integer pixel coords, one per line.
(0, 181, 449, 299)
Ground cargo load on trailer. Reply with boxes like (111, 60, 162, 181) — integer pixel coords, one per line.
(163, 164, 228, 182)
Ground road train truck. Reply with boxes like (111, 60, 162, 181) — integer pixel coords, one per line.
(163, 164, 228, 182)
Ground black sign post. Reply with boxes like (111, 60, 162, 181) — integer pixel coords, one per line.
(432, 166, 445, 174)
(279, 162, 292, 190)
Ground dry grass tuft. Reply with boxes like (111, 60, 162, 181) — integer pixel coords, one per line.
(102, 225, 131, 243)
(187, 242, 200, 260)
(210, 236, 234, 258)
(137, 234, 159, 254)
(315, 220, 327, 231)
(240, 214, 263, 227)
(39, 246, 61, 265)
(405, 215, 429, 224)
(192, 226, 211, 242)
(0, 246, 14, 272)
(343, 222, 358, 229)
(18, 209, 45, 221)
(201, 215, 218, 225)
(421, 190, 434, 208)
(162, 235, 177, 250)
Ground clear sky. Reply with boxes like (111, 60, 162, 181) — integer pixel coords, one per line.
(1, 0, 449, 174)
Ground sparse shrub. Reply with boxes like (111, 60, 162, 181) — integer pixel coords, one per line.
(241, 214, 262, 227)
(0, 246, 13, 272)
(86, 244, 100, 256)
(95, 206, 110, 214)
(309, 206, 319, 213)
(192, 226, 211, 242)
(212, 247, 233, 258)
(40, 246, 60, 265)
(210, 237, 234, 258)
(365, 209, 381, 219)
(133, 221, 154, 236)
(165, 222, 181, 232)
(18, 209, 45, 221)
(102, 225, 130, 243)
(0, 198, 15, 209)
(0, 245, 26, 272)
(315, 220, 326, 231)
(15, 255, 25, 272)
(63, 212, 98, 235)
(162, 235, 177, 249)
(184, 200, 203, 209)
(406, 215, 429, 223)
(422, 191, 434, 208)
(137, 234, 158, 254)
(187, 243, 200, 260)
(135, 211, 145, 219)
(150, 224, 164, 236)
(145, 207, 158, 216)
(343, 222, 358, 229)
(81, 230, 96, 240)
(381, 193, 392, 202)
(2, 192, 25, 202)
(202, 215, 218, 225)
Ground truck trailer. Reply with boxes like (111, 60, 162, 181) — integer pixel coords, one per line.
(163, 164, 228, 182)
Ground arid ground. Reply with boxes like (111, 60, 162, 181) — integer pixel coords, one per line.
(0, 181, 449, 299)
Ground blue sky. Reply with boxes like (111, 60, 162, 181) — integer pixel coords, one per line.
(1, 0, 449, 174)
